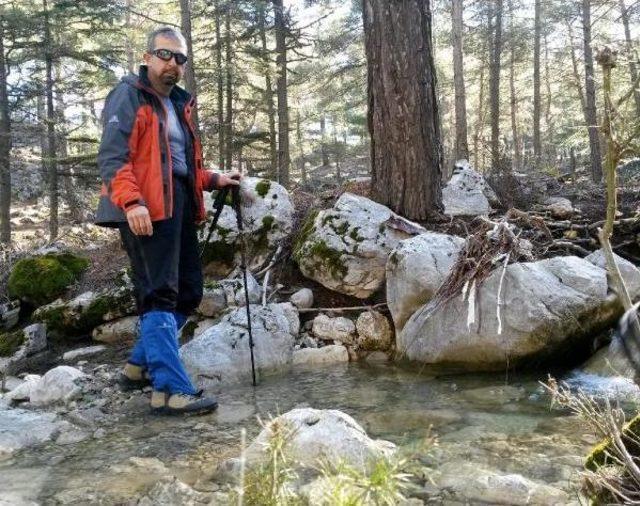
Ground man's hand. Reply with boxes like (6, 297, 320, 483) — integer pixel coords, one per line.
(126, 206, 153, 236)
(218, 171, 242, 187)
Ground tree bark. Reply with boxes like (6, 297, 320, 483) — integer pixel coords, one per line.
(43, 0, 58, 240)
(363, 0, 443, 219)
(214, 0, 224, 170)
(533, 0, 541, 169)
(320, 114, 329, 167)
(295, 107, 306, 184)
(567, 19, 586, 114)
(179, 0, 199, 132)
(273, 0, 290, 188)
(618, 0, 640, 118)
(508, 1, 520, 172)
(452, 0, 468, 161)
(474, 40, 487, 170)
(0, 17, 11, 245)
(489, 0, 503, 171)
(224, 3, 233, 172)
(582, 0, 603, 183)
(257, 0, 277, 178)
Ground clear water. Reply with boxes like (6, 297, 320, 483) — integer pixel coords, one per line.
(1, 362, 598, 504)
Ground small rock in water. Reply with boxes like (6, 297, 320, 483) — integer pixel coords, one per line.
(312, 314, 356, 344)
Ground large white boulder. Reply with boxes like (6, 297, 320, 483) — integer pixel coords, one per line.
(0, 403, 62, 458)
(386, 232, 464, 334)
(29, 366, 86, 406)
(199, 177, 294, 273)
(442, 160, 497, 216)
(180, 303, 298, 388)
(244, 408, 396, 472)
(293, 193, 425, 298)
(398, 252, 640, 371)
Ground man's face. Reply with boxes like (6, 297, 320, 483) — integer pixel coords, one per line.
(143, 35, 187, 87)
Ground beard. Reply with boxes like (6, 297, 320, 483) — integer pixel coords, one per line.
(160, 71, 179, 86)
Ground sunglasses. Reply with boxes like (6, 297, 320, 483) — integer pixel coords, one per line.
(151, 48, 188, 65)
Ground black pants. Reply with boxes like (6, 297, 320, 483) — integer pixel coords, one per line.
(119, 176, 203, 316)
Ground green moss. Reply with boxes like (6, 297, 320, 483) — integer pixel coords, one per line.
(7, 253, 89, 306)
(293, 209, 319, 259)
(255, 179, 272, 198)
(181, 319, 199, 340)
(308, 240, 347, 278)
(204, 280, 221, 290)
(379, 223, 386, 234)
(322, 213, 337, 227)
(0, 330, 25, 357)
(252, 215, 277, 253)
(349, 226, 364, 242)
(333, 221, 349, 236)
(585, 414, 640, 471)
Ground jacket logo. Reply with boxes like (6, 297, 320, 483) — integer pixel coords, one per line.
(108, 115, 119, 124)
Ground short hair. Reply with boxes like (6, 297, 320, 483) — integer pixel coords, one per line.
(146, 26, 187, 53)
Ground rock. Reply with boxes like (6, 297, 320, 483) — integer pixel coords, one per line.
(364, 351, 389, 363)
(293, 345, 349, 366)
(55, 421, 90, 445)
(0, 300, 20, 331)
(200, 177, 294, 275)
(5, 374, 41, 402)
(29, 366, 86, 406)
(293, 193, 426, 298)
(436, 462, 569, 505)
(63, 345, 107, 362)
(198, 270, 261, 317)
(191, 319, 217, 338)
(442, 160, 496, 216)
(298, 333, 318, 349)
(0, 323, 48, 376)
(585, 249, 640, 298)
(399, 255, 633, 371)
(355, 310, 392, 351)
(0, 403, 62, 458)
(181, 303, 297, 388)
(290, 288, 314, 309)
(198, 284, 227, 317)
(92, 316, 138, 344)
(34, 285, 136, 339)
(543, 197, 576, 219)
(137, 477, 211, 506)
(312, 314, 356, 344)
(1, 376, 24, 392)
(582, 337, 637, 379)
(7, 252, 90, 306)
(276, 302, 301, 336)
(386, 232, 464, 334)
(244, 408, 396, 473)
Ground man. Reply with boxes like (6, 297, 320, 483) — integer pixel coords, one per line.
(95, 26, 238, 415)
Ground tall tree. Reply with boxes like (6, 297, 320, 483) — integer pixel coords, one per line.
(452, 0, 469, 161)
(224, 3, 233, 171)
(533, 0, 541, 168)
(0, 15, 10, 245)
(273, 0, 290, 188)
(508, 0, 521, 172)
(618, 0, 640, 118)
(179, 0, 199, 131)
(257, 0, 277, 176)
(489, 0, 503, 170)
(214, 0, 224, 170)
(363, 0, 442, 219)
(581, 0, 602, 182)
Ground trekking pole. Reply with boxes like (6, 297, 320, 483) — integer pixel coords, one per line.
(231, 183, 257, 387)
(199, 186, 231, 260)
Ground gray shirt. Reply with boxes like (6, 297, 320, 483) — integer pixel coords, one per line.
(161, 96, 188, 177)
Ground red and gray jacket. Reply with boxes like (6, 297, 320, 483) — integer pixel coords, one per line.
(95, 65, 220, 227)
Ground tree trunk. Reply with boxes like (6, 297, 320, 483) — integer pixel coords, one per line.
(363, 0, 443, 219)
(619, 0, 640, 117)
(43, 0, 58, 240)
(544, 31, 554, 165)
(451, 0, 468, 161)
(582, 0, 603, 183)
(474, 42, 487, 170)
(533, 0, 541, 169)
(214, 0, 224, 170)
(224, 3, 233, 172)
(508, 1, 520, 172)
(179, 0, 199, 132)
(258, 0, 277, 178)
(273, 0, 290, 188)
(320, 114, 329, 167)
(295, 108, 306, 184)
(567, 19, 586, 114)
(332, 114, 341, 183)
(125, 0, 134, 74)
(489, 0, 503, 171)
(0, 18, 11, 245)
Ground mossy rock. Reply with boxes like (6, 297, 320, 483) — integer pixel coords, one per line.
(255, 179, 272, 198)
(585, 413, 640, 471)
(292, 210, 319, 259)
(0, 329, 25, 357)
(8, 253, 90, 306)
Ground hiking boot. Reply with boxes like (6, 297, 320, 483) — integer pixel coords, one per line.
(150, 390, 218, 415)
(118, 363, 152, 391)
